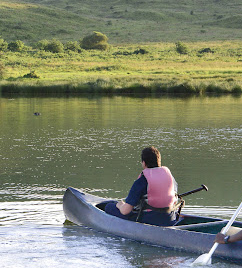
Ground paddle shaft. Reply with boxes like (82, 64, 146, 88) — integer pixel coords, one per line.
(206, 201, 242, 260)
(178, 184, 208, 198)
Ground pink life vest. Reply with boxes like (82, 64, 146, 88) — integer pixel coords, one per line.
(143, 167, 177, 208)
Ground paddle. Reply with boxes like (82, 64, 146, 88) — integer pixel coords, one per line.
(175, 185, 208, 222)
(191, 201, 242, 266)
(178, 184, 208, 198)
(136, 185, 208, 222)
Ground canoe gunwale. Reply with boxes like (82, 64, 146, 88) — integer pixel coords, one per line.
(171, 219, 228, 230)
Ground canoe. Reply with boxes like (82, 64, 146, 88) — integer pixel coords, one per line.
(63, 187, 242, 264)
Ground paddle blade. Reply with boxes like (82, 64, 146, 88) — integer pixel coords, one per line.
(191, 253, 212, 266)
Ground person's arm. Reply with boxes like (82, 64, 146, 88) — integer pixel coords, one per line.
(229, 230, 242, 242)
(215, 230, 242, 244)
(117, 175, 147, 215)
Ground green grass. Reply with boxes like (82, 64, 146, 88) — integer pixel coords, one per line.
(2, 0, 242, 44)
(1, 41, 242, 95)
(2, 1, 242, 95)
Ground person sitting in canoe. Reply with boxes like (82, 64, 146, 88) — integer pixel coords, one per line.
(105, 146, 179, 226)
(215, 230, 242, 244)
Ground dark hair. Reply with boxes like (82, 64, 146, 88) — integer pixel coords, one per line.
(141, 146, 161, 168)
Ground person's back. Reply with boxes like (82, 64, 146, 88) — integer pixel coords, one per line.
(105, 146, 178, 226)
(144, 166, 177, 209)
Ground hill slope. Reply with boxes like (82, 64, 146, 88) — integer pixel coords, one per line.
(1, 0, 242, 44)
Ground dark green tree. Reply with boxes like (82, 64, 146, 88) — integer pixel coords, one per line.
(81, 31, 109, 50)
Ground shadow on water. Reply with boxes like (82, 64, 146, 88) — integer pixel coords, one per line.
(1, 78, 242, 98)
(0, 90, 192, 99)
(0, 86, 242, 100)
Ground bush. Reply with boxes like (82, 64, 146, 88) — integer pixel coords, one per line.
(35, 39, 49, 50)
(44, 39, 64, 53)
(113, 50, 133, 56)
(92, 42, 109, 50)
(23, 71, 40, 79)
(175, 41, 189, 55)
(0, 39, 8, 51)
(81, 31, 109, 50)
(133, 48, 149, 55)
(8, 40, 25, 52)
(199, 47, 214, 54)
(64, 41, 81, 52)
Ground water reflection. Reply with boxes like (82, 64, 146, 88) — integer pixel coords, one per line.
(1, 95, 242, 267)
(1, 95, 242, 205)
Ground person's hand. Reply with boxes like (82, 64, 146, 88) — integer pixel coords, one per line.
(214, 233, 226, 244)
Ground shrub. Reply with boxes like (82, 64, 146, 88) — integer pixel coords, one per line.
(199, 47, 214, 54)
(8, 40, 25, 52)
(81, 31, 109, 50)
(133, 48, 149, 55)
(64, 41, 81, 52)
(113, 50, 133, 56)
(205, 84, 223, 93)
(0, 39, 8, 51)
(175, 41, 189, 55)
(44, 39, 64, 53)
(169, 83, 196, 94)
(35, 39, 49, 50)
(23, 71, 40, 78)
(92, 42, 109, 50)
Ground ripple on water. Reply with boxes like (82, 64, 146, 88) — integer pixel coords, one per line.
(0, 201, 64, 226)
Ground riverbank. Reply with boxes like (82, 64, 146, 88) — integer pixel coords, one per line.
(1, 79, 241, 97)
(1, 41, 242, 96)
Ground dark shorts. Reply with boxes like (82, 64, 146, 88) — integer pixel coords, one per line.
(105, 202, 177, 226)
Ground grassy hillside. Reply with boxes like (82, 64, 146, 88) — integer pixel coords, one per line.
(1, 0, 242, 44)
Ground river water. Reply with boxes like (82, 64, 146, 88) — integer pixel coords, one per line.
(0, 95, 242, 267)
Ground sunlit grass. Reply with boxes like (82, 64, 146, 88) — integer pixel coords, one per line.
(1, 41, 242, 95)
(0, 1, 37, 9)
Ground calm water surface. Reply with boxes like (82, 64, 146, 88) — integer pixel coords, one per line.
(0, 95, 242, 267)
